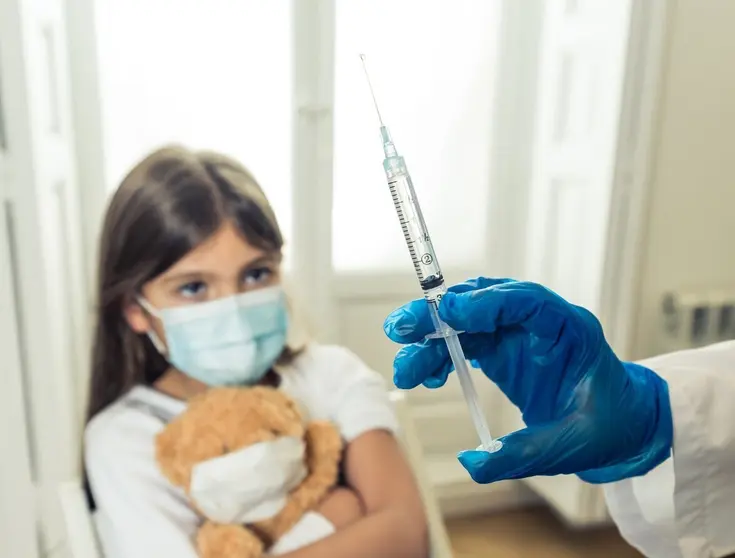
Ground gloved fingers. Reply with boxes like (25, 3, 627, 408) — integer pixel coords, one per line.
(393, 338, 452, 389)
(392, 333, 490, 389)
(383, 300, 437, 345)
(422, 366, 452, 389)
(455, 276, 516, 291)
(440, 281, 567, 340)
(466, 328, 530, 400)
(457, 419, 582, 483)
(384, 277, 515, 344)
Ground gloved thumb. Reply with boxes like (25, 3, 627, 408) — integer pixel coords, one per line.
(457, 421, 576, 484)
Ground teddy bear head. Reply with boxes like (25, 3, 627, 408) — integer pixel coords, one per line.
(155, 386, 305, 490)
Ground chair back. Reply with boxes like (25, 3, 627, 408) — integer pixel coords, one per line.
(389, 390, 454, 558)
(58, 481, 102, 558)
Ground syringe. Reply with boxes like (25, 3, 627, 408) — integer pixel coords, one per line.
(360, 55, 501, 453)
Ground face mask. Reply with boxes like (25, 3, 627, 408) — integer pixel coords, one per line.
(139, 286, 288, 386)
(189, 436, 307, 524)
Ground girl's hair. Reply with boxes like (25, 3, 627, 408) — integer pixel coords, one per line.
(86, 145, 299, 423)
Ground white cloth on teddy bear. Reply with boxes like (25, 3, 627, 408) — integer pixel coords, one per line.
(188, 435, 336, 553)
(189, 436, 307, 524)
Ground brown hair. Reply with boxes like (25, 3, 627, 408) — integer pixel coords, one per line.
(86, 145, 298, 423)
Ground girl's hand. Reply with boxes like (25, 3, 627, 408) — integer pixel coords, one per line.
(316, 487, 364, 530)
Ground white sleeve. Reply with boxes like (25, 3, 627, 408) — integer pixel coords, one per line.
(85, 407, 201, 558)
(603, 341, 735, 558)
(313, 345, 400, 442)
(267, 511, 335, 555)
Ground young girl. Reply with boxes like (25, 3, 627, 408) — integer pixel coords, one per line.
(84, 146, 429, 558)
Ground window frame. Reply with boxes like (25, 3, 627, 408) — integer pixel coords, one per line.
(291, 0, 545, 325)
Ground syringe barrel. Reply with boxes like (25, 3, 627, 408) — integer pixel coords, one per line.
(383, 158, 443, 290)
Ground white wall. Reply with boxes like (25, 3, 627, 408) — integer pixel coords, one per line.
(633, 0, 735, 358)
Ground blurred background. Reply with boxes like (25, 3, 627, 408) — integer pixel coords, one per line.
(1, 0, 734, 556)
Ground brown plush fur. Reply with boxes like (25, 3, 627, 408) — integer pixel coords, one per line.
(156, 386, 343, 558)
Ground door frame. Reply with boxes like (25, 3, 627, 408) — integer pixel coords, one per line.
(0, 112, 41, 558)
(290, 0, 339, 343)
(598, 0, 670, 360)
(1, 0, 86, 550)
(63, 0, 110, 428)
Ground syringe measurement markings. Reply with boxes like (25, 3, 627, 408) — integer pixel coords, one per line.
(389, 185, 417, 247)
(388, 182, 436, 261)
(389, 194, 412, 239)
(389, 180, 425, 280)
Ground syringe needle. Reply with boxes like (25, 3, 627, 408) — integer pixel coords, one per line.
(359, 54, 384, 126)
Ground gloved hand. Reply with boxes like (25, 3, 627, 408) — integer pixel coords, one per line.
(383, 277, 673, 484)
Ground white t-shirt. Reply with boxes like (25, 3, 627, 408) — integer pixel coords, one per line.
(85, 344, 399, 558)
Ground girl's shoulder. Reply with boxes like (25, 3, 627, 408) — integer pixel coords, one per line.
(283, 343, 385, 383)
(84, 386, 186, 464)
(280, 343, 398, 441)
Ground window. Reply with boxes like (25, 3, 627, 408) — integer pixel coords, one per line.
(332, 0, 500, 272)
(94, 0, 293, 254)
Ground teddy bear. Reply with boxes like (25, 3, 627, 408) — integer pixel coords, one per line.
(155, 386, 343, 558)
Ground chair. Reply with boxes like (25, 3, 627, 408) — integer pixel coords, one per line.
(58, 480, 102, 558)
(59, 392, 453, 558)
(389, 390, 454, 558)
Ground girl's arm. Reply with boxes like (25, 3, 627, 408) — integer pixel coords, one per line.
(277, 429, 429, 558)
(316, 487, 364, 529)
(85, 408, 202, 558)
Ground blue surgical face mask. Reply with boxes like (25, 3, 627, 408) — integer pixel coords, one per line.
(138, 286, 288, 386)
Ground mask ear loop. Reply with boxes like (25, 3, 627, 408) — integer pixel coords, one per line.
(136, 296, 168, 356)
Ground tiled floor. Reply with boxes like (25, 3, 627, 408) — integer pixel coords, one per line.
(446, 507, 643, 558)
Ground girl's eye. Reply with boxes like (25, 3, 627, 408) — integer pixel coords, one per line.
(178, 281, 207, 298)
(242, 267, 273, 287)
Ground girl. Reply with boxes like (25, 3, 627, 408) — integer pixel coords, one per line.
(84, 146, 429, 557)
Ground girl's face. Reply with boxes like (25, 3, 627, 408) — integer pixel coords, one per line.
(125, 221, 282, 341)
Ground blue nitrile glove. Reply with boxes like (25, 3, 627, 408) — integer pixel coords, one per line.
(383, 277, 673, 485)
